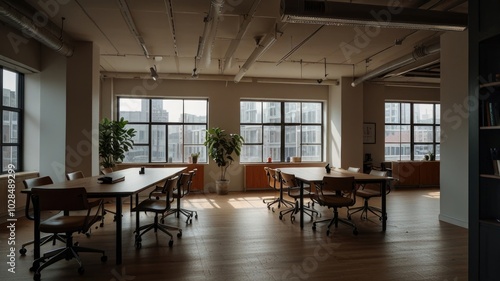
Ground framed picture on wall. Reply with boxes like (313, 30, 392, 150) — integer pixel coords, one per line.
(363, 122, 376, 144)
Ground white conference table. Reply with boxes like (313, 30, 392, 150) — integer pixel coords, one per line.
(277, 167, 391, 231)
(25, 167, 186, 267)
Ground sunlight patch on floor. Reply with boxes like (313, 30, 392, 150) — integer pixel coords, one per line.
(183, 198, 221, 209)
(422, 191, 440, 199)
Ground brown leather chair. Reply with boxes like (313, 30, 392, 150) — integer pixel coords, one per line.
(65, 170, 84, 181)
(348, 170, 389, 220)
(278, 171, 319, 222)
(133, 176, 182, 249)
(313, 176, 358, 236)
(30, 187, 107, 280)
(19, 176, 66, 256)
(263, 167, 294, 211)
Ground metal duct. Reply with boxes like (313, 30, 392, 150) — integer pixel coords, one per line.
(197, 0, 224, 69)
(281, 0, 467, 32)
(351, 43, 440, 87)
(0, 1, 73, 56)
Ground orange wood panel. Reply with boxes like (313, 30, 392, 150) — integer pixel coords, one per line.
(419, 161, 440, 186)
(392, 161, 420, 187)
(244, 163, 326, 190)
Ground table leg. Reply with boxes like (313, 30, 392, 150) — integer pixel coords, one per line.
(115, 196, 122, 265)
(300, 181, 304, 229)
(32, 204, 41, 271)
(381, 181, 387, 231)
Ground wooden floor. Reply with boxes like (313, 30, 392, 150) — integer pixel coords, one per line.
(0, 187, 467, 281)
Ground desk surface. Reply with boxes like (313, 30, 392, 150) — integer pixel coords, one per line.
(278, 167, 389, 183)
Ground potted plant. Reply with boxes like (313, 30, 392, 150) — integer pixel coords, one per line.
(204, 127, 244, 194)
(99, 117, 137, 168)
(190, 152, 200, 164)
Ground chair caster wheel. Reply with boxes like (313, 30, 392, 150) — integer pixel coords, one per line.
(312, 224, 316, 231)
(279, 214, 283, 220)
(78, 266, 85, 275)
(272, 207, 276, 213)
(135, 242, 142, 249)
(188, 219, 192, 224)
(177, 231, 182, 238)
(290, 216, 295, 222)
(34, 273, 41, 281)
(86, 232, 91, 237)
(100, 222, 104, 227)
(20, 248, 27, 256)
(195, 214, 198, 219)
(168, 240, 174, 247)
(29, 266, 36, 272)
(347, 215, 352, 220)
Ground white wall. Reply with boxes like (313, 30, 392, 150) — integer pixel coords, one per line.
(439, 30, 469, 228)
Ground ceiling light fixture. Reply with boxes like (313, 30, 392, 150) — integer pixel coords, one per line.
(280, 0, 467, 32)
(192, 57, 199, 78)
(317, 58, 328, 84)
(150, 65, 158, 81)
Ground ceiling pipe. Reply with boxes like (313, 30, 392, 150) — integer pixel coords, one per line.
(197, 0, 224, 69)
(117, 0, 150, 58)
(0, 0, 73, 56)
(234, 23, 287, 83)
(351, 42, 440, 87)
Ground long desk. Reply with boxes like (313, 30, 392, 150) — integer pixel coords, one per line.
(23, 167, 186, 267)
(278, 167, 391, 231)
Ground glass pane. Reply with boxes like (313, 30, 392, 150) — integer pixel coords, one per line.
(285, 125, 300, 159)
(414, 144, 433, 160)
(302, 145, 321, 162)
(285, 102, 301, 123)
(241, 145, 262, 162)
(435, 126, 440, 143)
(184, 145, 206, 163)
(123, 146, 149, 163)
(401, 103, 411, 124)
(435, 104, 440, 124)
(151, 125, 166, 162)
(435, 144, 440, 160)
(400, 125, 410, 142)
(263, 102, 281, 123)
(168, 125, 183, 162)
(414, 103, 434, 124)
(3, 69, 18, 108)
(302, 103, 321, 123)
(240, 101, 261, 123)
(414, 125, 434, 143)
(164, 99, 184, 122)
(3, 146, 18, 171)
(184, 125, 206, 144)
(240, 125, 262, 144)
(385, 103, 399, 123)
(151, 99, 168, 122)
(302, 125, 321, 144)
(119, 98, 149, 122)
(184, 100, 207, 123)
(2, 111, 18, 143)
(263, 126, 281, 162)
(127, 124, 149, 144)
(401, 143, 411, 160)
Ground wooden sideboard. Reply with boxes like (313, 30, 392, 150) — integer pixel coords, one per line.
(244, 163, 326, 190)
(391, 161, 440, 187)
(116, 163, 204, 192)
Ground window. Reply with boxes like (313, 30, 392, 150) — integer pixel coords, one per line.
(118, 98, 208, 163)
(2, 68, 23, 173)
(385, 102, 440, 161)
(240, 100, 323, 162)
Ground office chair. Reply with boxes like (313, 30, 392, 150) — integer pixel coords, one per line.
(348, 170, 389, 220)
(19, 176, 66, 256)
(263, 167, 295, 211)
(347, 167, 360, 173)
(100, 167, 133, 220)
(133, 176, 182, 249)
(312, 176, 358, 236)
(158, 169, 199, 224)
(30, 187, 107, 281)
(278, 171, 319, 222)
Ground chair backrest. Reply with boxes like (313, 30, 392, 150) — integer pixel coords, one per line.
(66, 171, 85, 181)
(318, 176, 356, 203)
(279, 171, 298, 189)
(264, 167, 279, 190)
(369, 170, 387, 177)
(364, 170, 390, 193)
(101, 167, 113, 175)
(186, 168, 197, 193)
(32, 187, 89, 212)
(347, 167, 360, 173)
(160, 176, 179, 208)
(23, 176, 54, 220)
(177, 172, 191, 197)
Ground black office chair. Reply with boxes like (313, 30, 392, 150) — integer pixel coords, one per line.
(133, 176, 182, 249)
(348, 170, 389, 220)
(19, 176, 66, 256)
(278, 171, 319, 222)
(30, 187, 107, 281)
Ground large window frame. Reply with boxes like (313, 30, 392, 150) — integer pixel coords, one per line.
(118, 97, 208, 164)
(384, 101, 440, 161)
(2, 68, 23, 173)
(240, 100, 324, 163)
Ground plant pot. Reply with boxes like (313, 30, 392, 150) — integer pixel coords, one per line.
(216, 180, 229, 195)
(192, 157, 198, 164)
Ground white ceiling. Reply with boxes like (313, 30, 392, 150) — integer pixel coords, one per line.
(18, 0, 468, 84)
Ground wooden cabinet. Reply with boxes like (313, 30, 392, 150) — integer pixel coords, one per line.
(391, 161, 439, 187)
(244, 163, 325, 190)
(469, 1, 500, 279)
